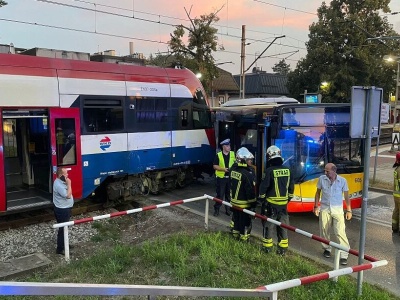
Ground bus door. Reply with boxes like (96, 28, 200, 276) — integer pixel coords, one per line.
(0, 109, 5, 211)
(49, 108, 82, 200)
(217, 120, 235, 150)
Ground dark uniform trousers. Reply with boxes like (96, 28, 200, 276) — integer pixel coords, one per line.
(232, 209, 252, 240)
(262, 203, 289, 250)
(214, 177, 231, 213)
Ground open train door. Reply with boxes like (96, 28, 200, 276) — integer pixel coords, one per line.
(49, 108, 83, 199)
(0, 109, 5, 211)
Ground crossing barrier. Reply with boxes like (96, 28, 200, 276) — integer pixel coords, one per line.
(37, 194, 388, 299)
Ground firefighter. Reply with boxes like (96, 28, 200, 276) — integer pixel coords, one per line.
(230, 147, 257, 241)
(213, 138, 236, 217)
(259, 145, 294, 255)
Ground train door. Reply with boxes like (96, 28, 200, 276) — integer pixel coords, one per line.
(1, 110, 52, 212)
(49, 108, 82, 199)
(0, 110, 5, 211)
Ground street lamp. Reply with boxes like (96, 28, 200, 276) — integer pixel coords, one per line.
(383, 55, 400, 128)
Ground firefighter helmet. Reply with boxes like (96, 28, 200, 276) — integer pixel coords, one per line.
(236, 147, 254, 162)
(266, 145, 281, 160)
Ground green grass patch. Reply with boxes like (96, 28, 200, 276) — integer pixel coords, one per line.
(5, 232, 398, 300)
(90, 217, 127, 242)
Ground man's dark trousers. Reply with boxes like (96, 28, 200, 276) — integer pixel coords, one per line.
(54, 206, 72, 252)
(214, 177, 231, 214)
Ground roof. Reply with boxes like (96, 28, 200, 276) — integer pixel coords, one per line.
(213, 68, 239, 92)
(233, 72, 289, 96)
(221, 97, 298, 107)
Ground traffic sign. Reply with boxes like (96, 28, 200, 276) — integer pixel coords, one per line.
(350, 86, 382, 138)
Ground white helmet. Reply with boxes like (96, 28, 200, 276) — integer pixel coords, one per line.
(267, 145, 281, 160)
(236, 147, 254, 162)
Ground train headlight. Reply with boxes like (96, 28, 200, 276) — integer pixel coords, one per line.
(94, 178, 101, 185)
(300, 162, 305, 167)
(319, 160, 324, 166)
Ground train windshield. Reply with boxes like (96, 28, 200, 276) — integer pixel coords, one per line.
(275, 106, 362, 182)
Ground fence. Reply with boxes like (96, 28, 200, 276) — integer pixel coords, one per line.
(1, 194, 386, 299)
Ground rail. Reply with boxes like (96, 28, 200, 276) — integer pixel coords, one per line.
(26, 194, 387, 299)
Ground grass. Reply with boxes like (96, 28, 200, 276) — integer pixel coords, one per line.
(3, 227, 399, 300)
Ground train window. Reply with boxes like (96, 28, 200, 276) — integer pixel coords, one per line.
(193, 109, 212, 129)
(55, 118, 76, 166)
(135, 97, 168, 123)
(181, 109, 188, 127)
(83, 99, 124, 132)
(192, 105, 213, 129)
(193, 89, 207, 106)
(3, 119, 17, 158)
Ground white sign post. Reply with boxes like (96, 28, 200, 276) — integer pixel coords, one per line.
(350, 86, 383, 296)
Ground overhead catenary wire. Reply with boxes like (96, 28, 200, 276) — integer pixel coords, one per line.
(36, 0, 308, 50)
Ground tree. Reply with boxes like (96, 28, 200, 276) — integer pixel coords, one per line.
(168, 7, 222, 93)
(287, 0, 400, 103)
(272, 59, 291, 75)
(0, 1, 7, 7)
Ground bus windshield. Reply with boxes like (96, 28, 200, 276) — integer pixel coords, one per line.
(275, 106, 362, 182)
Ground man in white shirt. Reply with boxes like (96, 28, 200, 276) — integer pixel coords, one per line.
(313, 163, 352, 265)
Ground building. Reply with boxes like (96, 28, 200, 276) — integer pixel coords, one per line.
(210, 67, 240, 107)
(233, 67, 289, 99)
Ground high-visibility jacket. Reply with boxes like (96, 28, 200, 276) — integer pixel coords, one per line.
(230, 163, 256, 208)
(215, 151, 235, 178)
(394, 166, 400, 197)
(259, 165, 294, 205)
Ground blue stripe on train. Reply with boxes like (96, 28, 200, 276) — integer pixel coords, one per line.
(81, 145, 214, 198)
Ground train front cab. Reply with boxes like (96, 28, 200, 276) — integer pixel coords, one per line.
(0, 108, 82, 214)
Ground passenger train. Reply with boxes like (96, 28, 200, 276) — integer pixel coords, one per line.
(213, 98, 363, 213)
(0, 52, 215, 214)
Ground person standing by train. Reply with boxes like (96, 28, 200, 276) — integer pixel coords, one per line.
(259, 145, 294, 255)
(230, 147, 257, 241)
(313, 163, 352, 265)
(53, 167, 73, 255)
(392, 153, 400, 235)
(213, 138, 235, 217)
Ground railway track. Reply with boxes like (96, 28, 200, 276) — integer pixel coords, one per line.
(0, 200, 105, 231)
(372, 131, 392, 146)
(0, 195, 149, 231)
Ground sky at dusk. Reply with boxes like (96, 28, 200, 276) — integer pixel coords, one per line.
(0, 0, 399, 75)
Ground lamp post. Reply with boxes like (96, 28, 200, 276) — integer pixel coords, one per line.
(383, 55, 400, 128)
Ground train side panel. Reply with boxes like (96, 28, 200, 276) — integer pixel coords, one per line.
(0, 53, 215, 213)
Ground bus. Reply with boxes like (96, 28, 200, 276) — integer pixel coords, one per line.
(0, 52, 215, 214)
(213, 98, 363, 213)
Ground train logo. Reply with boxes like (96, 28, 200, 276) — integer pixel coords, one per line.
(99, 136, 111, 151)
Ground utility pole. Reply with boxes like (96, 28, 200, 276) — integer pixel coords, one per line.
(240, 25, 246, 99)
